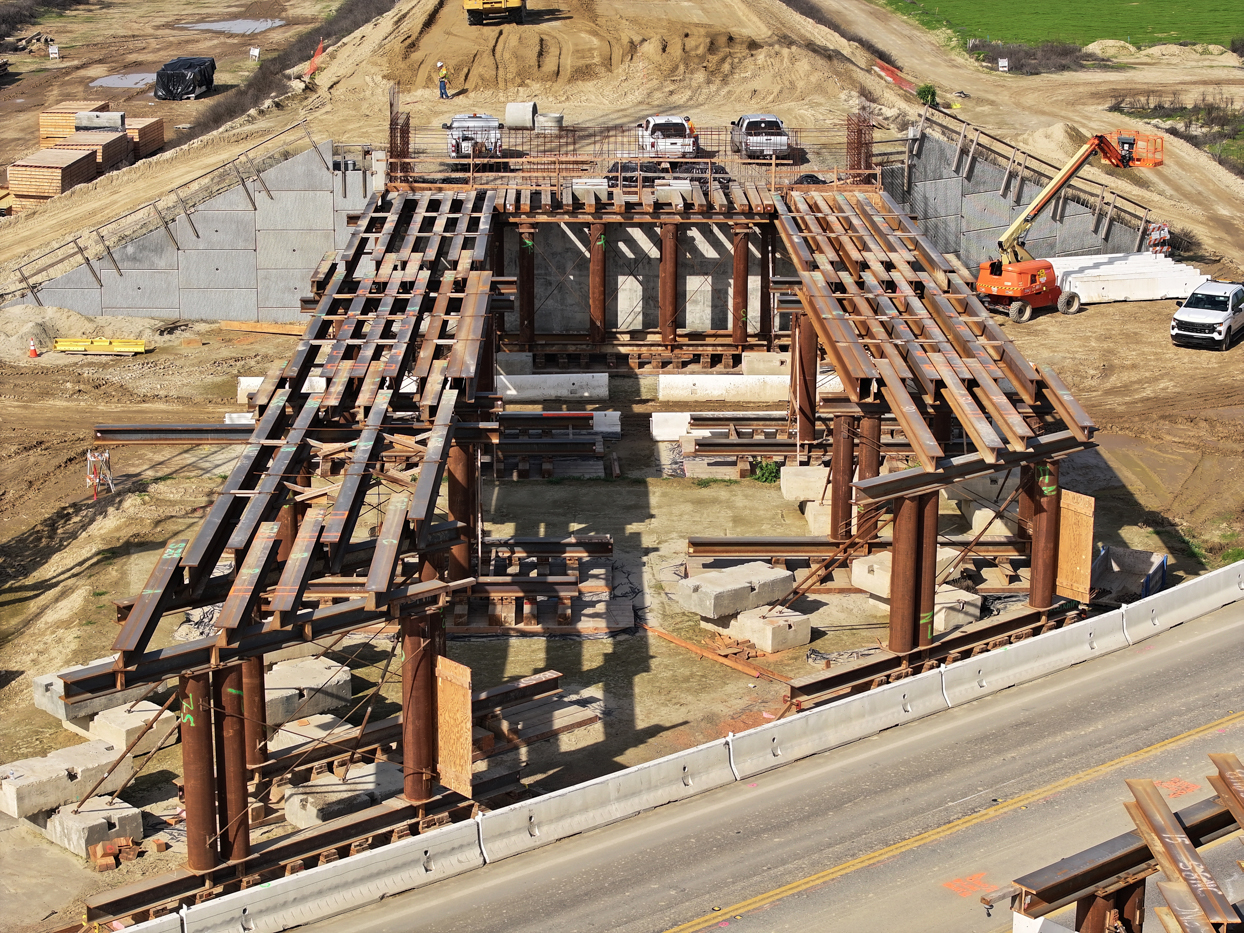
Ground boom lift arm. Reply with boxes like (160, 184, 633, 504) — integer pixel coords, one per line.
(995, 134, 1134, 264)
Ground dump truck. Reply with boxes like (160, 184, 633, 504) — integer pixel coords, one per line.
(464, 0, 525, 25)
(729, 114, 791, 160)
(976, 133, 1136, 322)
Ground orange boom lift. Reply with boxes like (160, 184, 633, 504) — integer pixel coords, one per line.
(976, 133, 1137, 322)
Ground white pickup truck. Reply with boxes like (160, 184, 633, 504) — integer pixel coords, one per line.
(636, 115, 698, 159)
(729, 114, 790, 160)
(442, 113, 503, 159)
(1170, 280, 1244, 351)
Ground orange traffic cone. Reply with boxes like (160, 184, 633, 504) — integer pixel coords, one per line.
(28, 339, 38, 359)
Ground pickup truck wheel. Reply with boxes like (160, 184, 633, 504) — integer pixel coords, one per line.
(1219, 332, 1232, 352)
(1008, 300, 1033, 323)
(1057, 291, 1082, 315)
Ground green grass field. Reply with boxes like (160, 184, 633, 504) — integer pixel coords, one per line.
(873, 0, 1244, 48)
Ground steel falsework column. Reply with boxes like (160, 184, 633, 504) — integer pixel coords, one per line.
(796, 312, 818, 449)
(1028, 460, 1062, 611)
(478, 309, 496, 395)
(178, 671, 217, 872)
(401, 612, 438, 803)
(589, 222, 607, 345)
(731, 224, 750, 346)
(888, 496, 919, 654)
(241, 656, 267, 772)
(918, 491, 939, 648)
(213, 663, 250, 862)
(856, 412, 883, 539)
(446, 443, 474, 582)
(490, 220, 505, 276)
(759, 223, 772, 349)
(659, 222, 679, 345)
(518, 223, 536, 349)
(830, 415, 854, 539)
(1017, 463, 1034, 543)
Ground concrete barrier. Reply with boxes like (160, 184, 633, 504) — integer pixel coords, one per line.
(729, 670, 947, 779)
(126, 914, 183, 933)
(1123, 562, 1243, 644)
(478, 739, 734, 862)
(182, 819, 482, 933)
(498, 373, 609, 400)
(942, 610, 1126, 707)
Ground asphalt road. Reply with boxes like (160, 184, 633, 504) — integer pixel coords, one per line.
(298, 603, 1244, 933)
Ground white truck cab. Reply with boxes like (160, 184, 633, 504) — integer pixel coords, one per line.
(443, 113, 504, 159)
(730, 114, 791, 160)
(636, 115, 698, 159)
(1170, 280, 1244, 351)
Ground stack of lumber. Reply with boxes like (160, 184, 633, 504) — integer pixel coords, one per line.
(708, 632, 768, 661)
(7, 148, 97, 211)
(125, 117, 165, 158)
(53, 130, 131, 171)
(38, 101, 109, 146)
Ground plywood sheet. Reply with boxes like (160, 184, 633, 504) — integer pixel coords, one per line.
(436, 656, 473, 797)
(1057, 489, 1094, 604)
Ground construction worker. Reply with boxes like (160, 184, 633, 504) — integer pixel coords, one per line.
(437, 61, 450, 100)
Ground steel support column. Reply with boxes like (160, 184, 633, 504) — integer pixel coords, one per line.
(1018, 463, 1034, 542)
(490, 220, 505, 276)
(401, 612, 437, 803)
(446, 443, 474, 582)
(518, 223, 536, 349)
(888, 496, 919, 654)
(478, 310, 496, 395)
(241, 656, 267, 771)
(178, 671, 217, 872)
(795, 312, 818, 449)
(659, 222, 678, 345)
(589, 222, 607, 345)
(731, 224, 749, 346)
(212, 663, 250, 862)
(759, 222, 772, 349)
(830, 415, 854, 538)
(857, 412, 882, 539)
(1028, 460, 1061, 611)
(918, 491, 938, 648)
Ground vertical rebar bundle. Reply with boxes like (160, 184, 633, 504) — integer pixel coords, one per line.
(846, 110, 874, 177)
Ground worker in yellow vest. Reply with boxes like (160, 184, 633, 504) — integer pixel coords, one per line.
(437, 61, 450, 100)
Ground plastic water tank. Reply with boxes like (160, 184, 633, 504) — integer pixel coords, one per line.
(534, 112, 564, 133)
(504, 101, 538, 129)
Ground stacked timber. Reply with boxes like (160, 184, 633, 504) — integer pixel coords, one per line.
(125, 118, 165, 158)
(0, 59, 9, 79)
(38, 101, 109, 146)
(7, 148, 97, 211)
(54, 131, 131, 171)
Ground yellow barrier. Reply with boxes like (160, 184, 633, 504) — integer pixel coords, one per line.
(53, 338, 148, 356)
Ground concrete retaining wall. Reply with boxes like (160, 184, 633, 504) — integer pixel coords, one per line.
(8, 142, 371, 324)
(888, 133, 1145, 268)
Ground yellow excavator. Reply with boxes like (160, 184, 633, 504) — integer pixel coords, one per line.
(975, 133, 1136, 322)
(464, 0, 525, 25)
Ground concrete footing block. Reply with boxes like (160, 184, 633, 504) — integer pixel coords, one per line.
(32, 657, 151, 721)
(868, 584, 983, 634)
(675, 562, 795, 619)
(960, 501, 1020, 535)
(284, 761, 404, 828)
(851, 548, 960, 599)
(37, 796, 143, 858)
(941, 472, 1021, 503)
(269, 714, 349, 753)
(803, 501, 831, 535)
(702, 606, 811, 653)
(265, 657, 352, 727)
(781, 467, 829, 502)
(89, 701, 179, 756)
(741, 352, 789, 376)
(1, 741, 133, 818)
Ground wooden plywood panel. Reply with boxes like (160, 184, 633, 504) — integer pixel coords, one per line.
(436, 656, 473, 797)
(1057, 489, 1094, 604)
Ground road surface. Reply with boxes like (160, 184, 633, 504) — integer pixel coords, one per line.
(298, 601, 1244, 932)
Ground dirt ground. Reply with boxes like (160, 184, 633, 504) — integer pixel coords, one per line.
(1, 0, 1244, 926)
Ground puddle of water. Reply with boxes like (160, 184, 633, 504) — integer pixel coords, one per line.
(178, 18, 285, 34)
(89, 73, 157, 88)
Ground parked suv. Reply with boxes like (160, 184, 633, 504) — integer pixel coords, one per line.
(1170, 281, 1244, 351)
(636, 115, 698, 159)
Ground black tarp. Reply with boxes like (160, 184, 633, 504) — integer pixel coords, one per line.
(154, 57, 216, 100)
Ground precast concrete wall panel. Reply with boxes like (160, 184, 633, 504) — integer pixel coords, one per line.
(260, 142, 333, 191)
(910, 177, 962, 225)
(182, 820, 482, 933)
(478, 739, 735, 863)
(257, 230, 335, 269)
(961, 156, 1008, 196)
(181, 289, 259, 322)
(962, 192, 1018, 233)
(334, 170, 371, 211)
(258, 269, 314, 309)
(50, 263, 104, 289)
(915, 213, 961, 259)
(204, 185, 258, 212)
(175, 211, 257, 250)
(101, 269, 180, 311)
(941, 610, 1126, 707)
(912, 136, 958, 182)
(179, 250, 257, 289)
(110, 232, 178, 271)
(729, 670, 947, 779)
(40, 288, 103, 315)
(256, 190, 334, 231)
